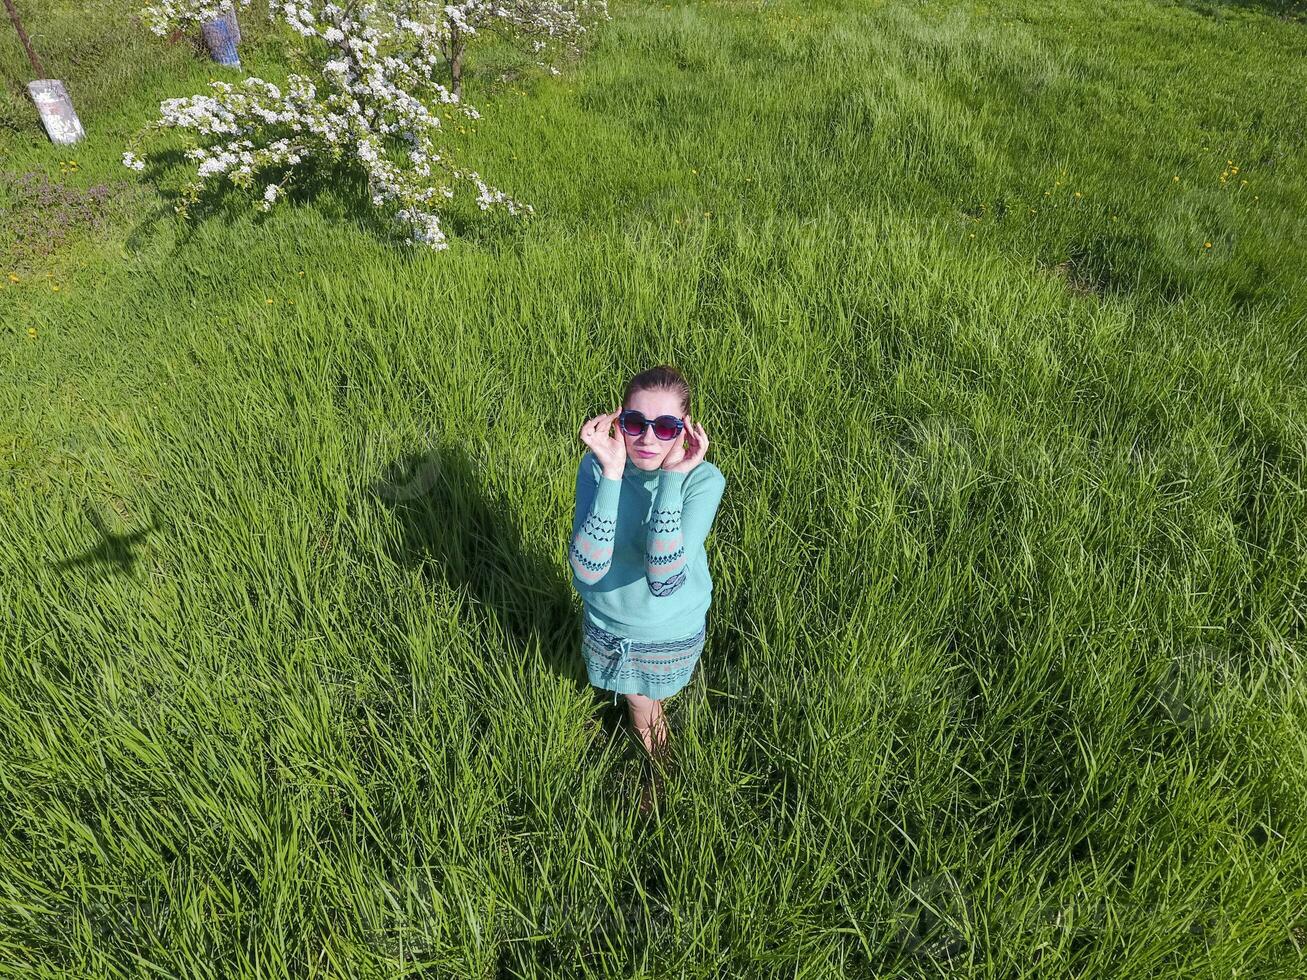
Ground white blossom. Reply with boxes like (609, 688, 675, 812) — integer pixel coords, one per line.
(139, 0, 251, 36)
(434, 1, 610, 98)
(123, 0, 559, 248)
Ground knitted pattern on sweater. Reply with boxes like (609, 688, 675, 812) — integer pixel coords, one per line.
(568, 451, 726, 642)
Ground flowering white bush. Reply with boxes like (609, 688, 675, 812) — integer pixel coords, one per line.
(436, 1, 610, 97)
(140, 0, 250, 36)
(125, 1, 537, 250)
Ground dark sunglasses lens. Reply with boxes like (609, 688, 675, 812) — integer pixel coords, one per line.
(619, 412, 645, 436)
(653, 417, 681, 440)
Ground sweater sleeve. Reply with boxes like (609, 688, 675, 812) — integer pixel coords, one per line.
(644, 466, 726, 597)
(569, 454, 621, 587)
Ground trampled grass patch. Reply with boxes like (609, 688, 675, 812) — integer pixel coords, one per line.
(1, 0, 1304, 975)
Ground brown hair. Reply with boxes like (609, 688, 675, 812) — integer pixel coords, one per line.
(622, 364, 691, 415)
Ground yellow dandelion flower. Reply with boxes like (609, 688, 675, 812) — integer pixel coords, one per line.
(1173, 176, 1180, 182)
(8, 274, 18, 283)
(266, 298, 275, 304)
(1204, 242, 1212, 248)
(27, 327, 37, 338)
(51, 284, 60, 292)
(1074, 191, 1082, 198)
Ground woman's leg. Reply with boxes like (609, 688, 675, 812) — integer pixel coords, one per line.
(625, 693, 669, 758)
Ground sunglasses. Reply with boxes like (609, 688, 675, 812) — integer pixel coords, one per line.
(618, 409, 685, 441)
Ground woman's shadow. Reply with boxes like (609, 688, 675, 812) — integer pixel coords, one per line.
(373, 440, 630, 738)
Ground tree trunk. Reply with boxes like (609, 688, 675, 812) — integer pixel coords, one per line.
(450, 22, 463, 99)
(3, 0, 47, 76)
(6, 0, 85, 145)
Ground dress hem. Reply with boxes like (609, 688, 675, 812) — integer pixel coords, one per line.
(580, 614, 708, 702)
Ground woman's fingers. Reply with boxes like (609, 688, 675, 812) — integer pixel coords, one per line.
(691, 423, 708, 461)
(580, 409, 627, 452)
(587, 418, 612, 457)
(581, 411, 614, 438)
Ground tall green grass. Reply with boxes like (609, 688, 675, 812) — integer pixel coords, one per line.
(2, 0, 1305, 975)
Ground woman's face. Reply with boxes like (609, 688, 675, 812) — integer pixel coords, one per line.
(621, 387, 687, 472)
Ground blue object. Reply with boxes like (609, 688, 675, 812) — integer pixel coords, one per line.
(200, 12, 240, 67)
(618, 409, 686, 441)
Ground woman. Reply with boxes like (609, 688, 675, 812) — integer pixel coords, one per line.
(569, 365, 727, 761)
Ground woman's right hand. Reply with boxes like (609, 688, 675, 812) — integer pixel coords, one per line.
(579, 408, 627, 479)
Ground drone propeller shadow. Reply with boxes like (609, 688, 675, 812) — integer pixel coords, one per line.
(53, 501, 161, 578)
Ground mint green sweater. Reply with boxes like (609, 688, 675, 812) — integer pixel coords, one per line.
(569, 451, 727, 642)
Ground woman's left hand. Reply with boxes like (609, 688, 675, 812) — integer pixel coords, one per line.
(661, 414, 709, 473)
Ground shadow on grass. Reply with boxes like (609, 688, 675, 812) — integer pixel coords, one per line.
(373, 441, 631, 737)
(52, 501, 160, 580)
(1178, 0, 1307, 20)
(124, 148, 530, 255)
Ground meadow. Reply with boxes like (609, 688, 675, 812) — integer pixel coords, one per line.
(2, 0, 1305, 975)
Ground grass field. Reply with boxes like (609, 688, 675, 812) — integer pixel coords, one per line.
(2, 0, 1306, 975)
